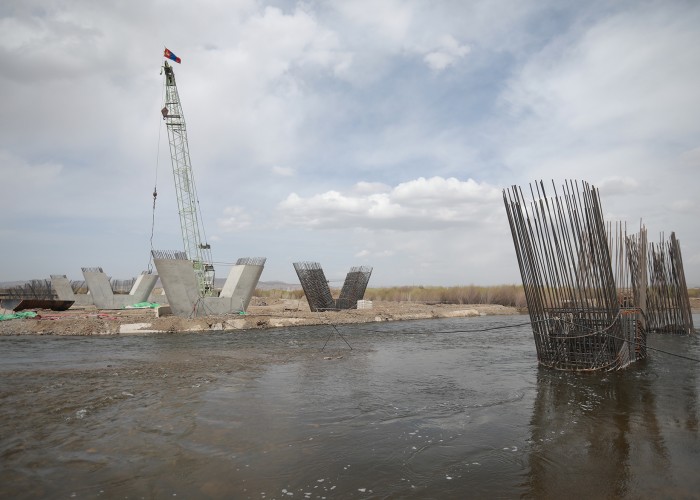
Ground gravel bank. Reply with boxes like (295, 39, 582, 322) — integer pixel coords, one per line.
(0, 298, 522, 336)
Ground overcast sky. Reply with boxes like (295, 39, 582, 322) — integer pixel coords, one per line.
(1, 0, 699, 287)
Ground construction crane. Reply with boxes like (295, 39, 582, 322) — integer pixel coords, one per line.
(161, 59, 215, 296)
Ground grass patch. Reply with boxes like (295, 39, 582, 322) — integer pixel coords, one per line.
(255, 284, 526, 307)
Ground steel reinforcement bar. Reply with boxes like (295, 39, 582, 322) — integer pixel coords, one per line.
(337, 266, 373, 310)
(647, 232, 694, 334)
(503, 180, 645, 371)
(293, 262, 336, 312)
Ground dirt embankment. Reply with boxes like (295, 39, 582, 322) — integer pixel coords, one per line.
(0, 298, 522, 336)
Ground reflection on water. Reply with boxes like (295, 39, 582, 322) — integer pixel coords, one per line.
(526, 367, 670, 497)
(0, 314, 698, 498)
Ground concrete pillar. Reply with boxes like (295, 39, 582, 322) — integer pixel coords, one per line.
(231, 263, 265, 311)
(81, 268, 159, 310)
(152, 257, 201, 316)
(153, 253, 265, 318)
(81, 268, 115, 309)
(50, 274, 93, 306)
(128, 273, 159, 302)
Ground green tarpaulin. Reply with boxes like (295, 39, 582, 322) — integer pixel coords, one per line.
(0, 311, 38, 321)
(124, 302, 160, 309)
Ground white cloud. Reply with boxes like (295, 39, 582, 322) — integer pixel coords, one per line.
(670, 200, 696, 213)
(597, 176, 640, 196)
(502, 4, 700, 154)
(352, 181, 391, 194)
(0, 149, 63, 189)
(272, 165, 296, 176)
(333, 0, 413, 47)
(680, 147, 700, 168)
(1, 1, 699, 286)
(423, 34, 470, 71)
(278, 177, 501, 230)
(217, 206, 252, 232)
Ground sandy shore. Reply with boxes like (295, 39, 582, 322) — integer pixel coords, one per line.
(3, 296, 697, 336)
(0, 298, 523, 336)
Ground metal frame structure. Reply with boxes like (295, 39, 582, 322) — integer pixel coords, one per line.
(293, 262, 336, 312)
(337, 266, 373, 309)
(503, 180, 646, 371)
(162, 61, 215, 296)
(152, 250, 189, 261)
(293, 262, 373, 311)
(647, 232, 694, 334)
(6, 280, 55, 300)
(236, 257, 267, 267)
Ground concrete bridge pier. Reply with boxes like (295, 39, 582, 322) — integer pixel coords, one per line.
(50, 274, 93, 306)
(152, 252, 265, 318)
(81, 268, 158, 310)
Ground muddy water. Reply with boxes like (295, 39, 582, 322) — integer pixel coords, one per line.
(1, 315, 699, 499)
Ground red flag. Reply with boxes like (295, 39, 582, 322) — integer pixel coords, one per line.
(164, 48, 181, 64)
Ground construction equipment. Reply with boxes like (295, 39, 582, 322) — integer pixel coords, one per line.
(161, 60, 215, 296)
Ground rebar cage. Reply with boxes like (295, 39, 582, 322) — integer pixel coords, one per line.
(503, 180, 647, 371)
(337, 266, 373, 309)
(647, 233, 694, 334)
(293, 262, 373, 311)
(293, 262, 336, 312)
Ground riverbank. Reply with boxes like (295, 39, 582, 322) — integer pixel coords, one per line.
(0, 298, 522, 336)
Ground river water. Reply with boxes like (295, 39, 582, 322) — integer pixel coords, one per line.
(1, 314, 699, 499)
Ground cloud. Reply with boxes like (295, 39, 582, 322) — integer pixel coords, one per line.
(423, 35, 471, 71)
(217, 206, 252, 232)
(597, 176, 640, 196)
(670, 200, 696, 213)
(502, 3, 700, 159)
(1, 1, 699, 287)
(272, 165, 296, 176)
(278, 176, 501, 230)
(352, 181, 391, 194)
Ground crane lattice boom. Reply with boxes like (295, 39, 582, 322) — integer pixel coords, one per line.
(162, 61, 215, 295)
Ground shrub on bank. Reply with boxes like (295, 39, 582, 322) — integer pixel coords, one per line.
(253, 284, 526, 307)
(254, 289, 305, 300)
(362, 285, 527, 308)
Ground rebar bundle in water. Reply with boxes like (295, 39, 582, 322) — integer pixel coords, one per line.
(647, 233, 694, 334)
(503, 180, 646, 371)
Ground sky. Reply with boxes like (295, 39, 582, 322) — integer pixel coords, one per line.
(1, 0, 699, 287)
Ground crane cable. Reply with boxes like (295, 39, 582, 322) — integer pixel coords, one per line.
(147, 78, 166, 273)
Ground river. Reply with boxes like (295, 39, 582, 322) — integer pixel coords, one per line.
(1, 314, 699, 499)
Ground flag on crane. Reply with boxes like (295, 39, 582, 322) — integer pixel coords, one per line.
(164, 48, 181, 64)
